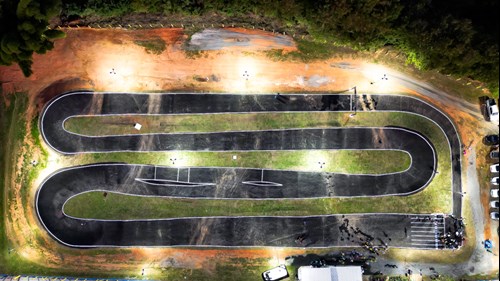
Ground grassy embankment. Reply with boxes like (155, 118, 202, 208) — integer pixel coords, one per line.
(64, 110, 451, 219)
(0, 93, 54, 273)
(0, 93, 138, 277)
(133, 37, 166, 55)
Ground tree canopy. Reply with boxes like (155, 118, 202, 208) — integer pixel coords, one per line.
(0, 0, 65, 77)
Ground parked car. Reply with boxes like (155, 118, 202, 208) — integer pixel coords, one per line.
(491, 150, 499, 160)
(483, 135, 500, 146)
(262, 265, 289, 281)
(486, 98, 499, 122)
(491, 201, 500, 208)
(491, 212, 499, 220)
(491, 163, 500, 173)
(492, 189, 499, 198)
(492, 177, 499, 185)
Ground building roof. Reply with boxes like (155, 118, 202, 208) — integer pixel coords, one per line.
(298, 266, 363, 281)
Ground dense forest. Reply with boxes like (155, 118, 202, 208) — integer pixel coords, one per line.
(1, 0, 498, 95)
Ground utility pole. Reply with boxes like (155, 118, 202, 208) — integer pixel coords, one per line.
(350, 86, 357, 117)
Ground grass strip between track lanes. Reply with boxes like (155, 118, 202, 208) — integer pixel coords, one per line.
(63, 111, 451, 219)
(65, 112, 350, 135)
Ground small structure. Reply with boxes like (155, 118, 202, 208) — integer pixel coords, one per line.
(261, 265, 289, 281)
(298, 266, 362, 281)
(134, 123, 142, 131)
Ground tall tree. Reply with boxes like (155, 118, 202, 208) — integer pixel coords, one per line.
(0, 0, 65, 77)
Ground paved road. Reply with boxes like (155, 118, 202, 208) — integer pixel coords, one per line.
(36, 92, 462, 247)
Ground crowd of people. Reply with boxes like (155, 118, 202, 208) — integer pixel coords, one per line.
(442, 215, 466, 249)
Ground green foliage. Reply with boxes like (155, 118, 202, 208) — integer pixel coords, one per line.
(405, 51, 426, 70)
(43, 29, 66, 39)
(306, 0, 403, 48)
(133, 37, 166, 55)
(0, 92, 28, 271)
(266, 39, 349, 62)
(388, 277, 410, 281)
(184, 49, 204, 59)
(0, 93, 8, 271)
(0, 0, 64, 77)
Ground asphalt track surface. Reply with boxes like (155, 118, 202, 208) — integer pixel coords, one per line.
(37, 92, 462, 248)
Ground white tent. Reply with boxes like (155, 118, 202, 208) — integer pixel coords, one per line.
(298, 266, 363, 281)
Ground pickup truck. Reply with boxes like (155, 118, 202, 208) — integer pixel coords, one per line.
(486, 98, 499, 122)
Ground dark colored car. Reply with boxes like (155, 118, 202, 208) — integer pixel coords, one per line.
(491, 151, 500, 160)
(483, 135, 500, 146)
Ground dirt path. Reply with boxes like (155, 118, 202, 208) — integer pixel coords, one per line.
(390, 71, 482, 119)
(461, 148, 499, 274)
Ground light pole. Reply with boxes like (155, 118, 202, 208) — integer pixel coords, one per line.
(370, 74, 388, 85)
(243, 70, 250, 80)
(350, 86, 357, 117)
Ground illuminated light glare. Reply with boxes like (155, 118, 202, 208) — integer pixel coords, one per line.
(361, 64, 396, 92)
(35, 150, 63, 187)
(19, 246, 39, 260)
(136, 247, 162, 257)
(233, 56, 258, 92)
(267, 247, 283, 266)
(301, 150, 330, 172)
(229, 56, 277, 93)
(88, 43, 155, 92)
(164, 151, 191, 167)
(138, 262, 160, 278)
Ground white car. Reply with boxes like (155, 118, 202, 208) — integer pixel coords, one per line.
(491, 163, 499, 173)
(492, 177, 499, 186)
(262, 265, 289, 281)
(491, 201, 499, 208)
(486, 98, 499, 122)
(492, 189, 499, 198)
(491, 212, 499, 220)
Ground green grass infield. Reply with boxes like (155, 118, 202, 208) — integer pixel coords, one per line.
(64, 111, 451, 219)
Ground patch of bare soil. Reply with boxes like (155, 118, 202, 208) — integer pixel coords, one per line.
(0, 27, 367, 102)
(187, 28, 295, 51)
(36, 78, 94, 113)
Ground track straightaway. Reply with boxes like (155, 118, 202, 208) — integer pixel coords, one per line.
(37, 92, 462, 247)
